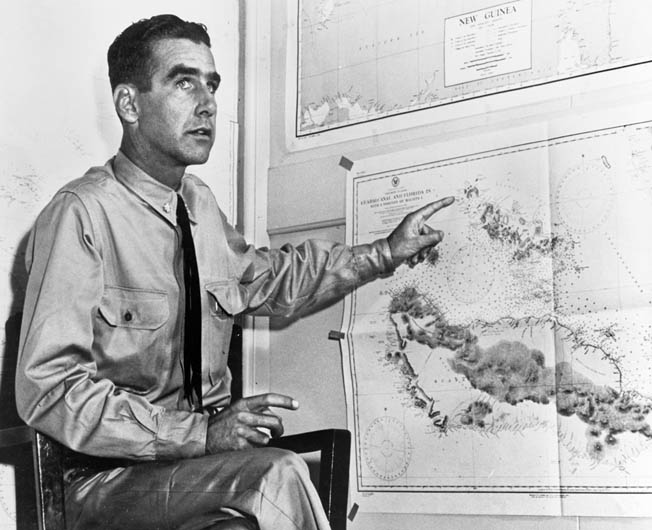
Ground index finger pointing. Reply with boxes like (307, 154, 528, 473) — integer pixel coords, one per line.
(242, 393, 299, 412)
(414, 196, 455, 221)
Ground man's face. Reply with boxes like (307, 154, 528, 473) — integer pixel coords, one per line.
(134, 38, 220, 169)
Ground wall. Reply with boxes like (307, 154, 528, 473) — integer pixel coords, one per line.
(0, 2, 239, 528)
(260, 0, 652, 528)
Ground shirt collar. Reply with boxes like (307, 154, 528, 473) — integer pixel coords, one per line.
(112, 151, 198, 225)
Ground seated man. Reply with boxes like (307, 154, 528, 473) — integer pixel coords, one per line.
(15, 14, 453, 530)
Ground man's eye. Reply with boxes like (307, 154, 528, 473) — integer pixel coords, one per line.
(207, 83, 218, 94)
(177, 78, 193, 90)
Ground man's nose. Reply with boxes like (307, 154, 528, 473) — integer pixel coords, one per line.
(196, 87, 216, 117)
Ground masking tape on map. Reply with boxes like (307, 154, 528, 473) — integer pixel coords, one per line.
(339, 156, 354, 171)
(328, 330, 345, 341)
(348, 503, 359, 521)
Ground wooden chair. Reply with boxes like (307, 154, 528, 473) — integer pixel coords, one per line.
(32, 325, 350, 530)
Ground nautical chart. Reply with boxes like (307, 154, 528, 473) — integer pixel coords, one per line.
(296, 0, 652, 137)
(341, 108, 652, 516)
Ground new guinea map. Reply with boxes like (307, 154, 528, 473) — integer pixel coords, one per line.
(296, 0, 652, 136)
(341, 110, 652, 516)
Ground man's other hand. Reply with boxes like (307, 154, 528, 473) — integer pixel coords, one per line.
(387, 196, 455, 268)
(205, 393, 298, 454)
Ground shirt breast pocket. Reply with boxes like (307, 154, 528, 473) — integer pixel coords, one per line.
(204, 280, 245, 395)
(205, 280, 248, 318)
(95, 286, 170, 382)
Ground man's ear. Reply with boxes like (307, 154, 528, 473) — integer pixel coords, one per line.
(113, 84, 139, 124)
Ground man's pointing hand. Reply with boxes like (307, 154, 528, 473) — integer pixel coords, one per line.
(386, 196, 455, 268)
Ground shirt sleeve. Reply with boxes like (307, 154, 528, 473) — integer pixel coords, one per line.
(15, 191, 207, 461)
(220, 218, 396, 317)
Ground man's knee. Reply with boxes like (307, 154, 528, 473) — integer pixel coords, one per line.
(259, 447, 310, 479)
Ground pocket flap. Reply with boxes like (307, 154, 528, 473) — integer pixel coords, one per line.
(99, 287, 169, 330)
(205, 280, 248, 316)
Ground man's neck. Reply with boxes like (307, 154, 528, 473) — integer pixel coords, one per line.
(119, 137, 185, 190)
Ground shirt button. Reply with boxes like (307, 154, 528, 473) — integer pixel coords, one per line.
(163, 202, 171, 213)
(124, 311, 133, 322)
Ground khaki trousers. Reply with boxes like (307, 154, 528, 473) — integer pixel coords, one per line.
(65, 447, 332, 530)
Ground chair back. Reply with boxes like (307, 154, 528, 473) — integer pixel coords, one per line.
(32, 430, 66, 530)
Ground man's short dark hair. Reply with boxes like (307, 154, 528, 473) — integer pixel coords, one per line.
(108, 14, 211, 92)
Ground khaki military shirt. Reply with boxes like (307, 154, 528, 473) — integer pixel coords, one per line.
(16, 152, 394, 460)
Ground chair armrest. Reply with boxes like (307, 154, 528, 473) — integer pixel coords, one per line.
(268, 429, 350, 530)
(268, 428, 348, 454)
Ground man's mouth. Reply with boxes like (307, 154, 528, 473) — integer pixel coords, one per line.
(187, 127, 213, 139)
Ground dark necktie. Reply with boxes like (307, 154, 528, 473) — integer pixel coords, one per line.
(176, 194, 203, 409)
